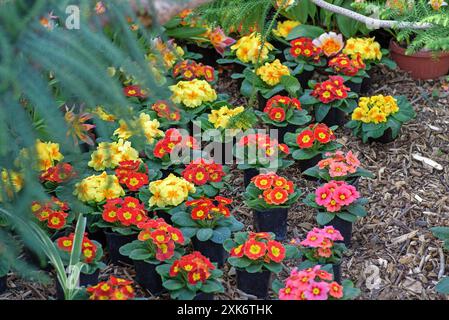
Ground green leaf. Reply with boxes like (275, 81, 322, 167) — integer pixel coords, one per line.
(171, 211, 197, 227)
(196, 228, 214, 241)
(263, 262, 282, 273)
(316, 212, 335, 225)
(163, 279, 184, 291)
(165, 27, 208, 39)
(315, 104, 331, 122)
(211, 227, 231, 244)
(201, 279, 224, 293)
(246, 263, 263, 273)
(436, 277, 449, 294)
(287, 24, 325, 40)
(431, 227, 449, 241)
(228, 257, 252, 268)
(336, 212, 358, 223)
(342, 280, 361, 300)
(346, 204, 367, 217)
(129, 249, 153, 261)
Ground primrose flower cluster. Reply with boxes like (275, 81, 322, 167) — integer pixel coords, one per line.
(57, 233, 99, 263)
(170, 79, 217, 108)
(343, 37, 382, 61)
(152, 100, 181, 122)
(148, 174, 196, 208)
(208, 105, 245, 129)
(153, 128, 198, 160)
(31, 197, 70, 230)
(115, 160, 149, 192)
(87, 276, 135, 300)
(263, 95, 302, 122)
(88, 139, 140, 171)
(169, 251, 216, 285)
(279, 266, 343, 300)
(33, 139, 64, 171)
(296, 124, 336, 149)
(181, 158, 226, 186)
(292, 226, 344, 258)
(137, 218, 185, 261)
(230, 232, 286, 263)
(318, 151, 360, 178)
(102, 196, 148, 227)
(74, 172, 125, 203)
(328, 53, 365, 76)
(113, 113, 164, 144)
(315, 181, 360, 212)
(251, 173, 295, 205)
(290, 37, 322, 61)
(273, 20, 301, 39)
(185, 196, 232, 220)
(231, 32, 274, 64)
(173, 59, 215, 82)
(256, 59, 291, 86)
(352, 95, 399, 124)
(311, 76, 350, 103)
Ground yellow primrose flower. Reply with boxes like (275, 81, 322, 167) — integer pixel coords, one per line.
(148, 38, 184, 69)
(74, 172, 124, 203)
(88, 139, 140, 171)
(148, 174, 195, 208)
(170, 79, 217, 108)
(231, 32, 274, 64)
(93, 106, 116, 122)
(352, 95, 398, 124)
(0, 169, 24, 202)
(256, 59, 290, 86)
(29, 139, 64, 171)
(114, 113, 163, 144)
(273, 20, 301, 39)
(208, 105, 245, 129)
(343, 37, 382, 61)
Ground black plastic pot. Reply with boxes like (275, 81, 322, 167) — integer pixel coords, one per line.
(154, 211, 172, 224)
(332, 263, 342, 284)
(134, 260, 164, 295)
(185, 44, 221, 68)
(88, 229, 107, 248)
(160, 169, 173, 179)
(104, 231, 136, 265)
(368, 127, 396, 144)
(55, 269, 100, 300)
(345, 81, 362, 95)
(298, 154, 323, 176)
(194, 292, 215, 300)
(212, 141, 234, 165)
(253, 208, 288, 241)
(271, 124, 297, 144)
(321, 107, 347, 127)
(361, 76, 372, 94)
(326, 216, 353, 247)
(0, 276, 6, 294)
(192, 238, 228, 268)
(243, 168, 259, 188)
(236, 269, 272, 299)
(296, 70, 314, 90)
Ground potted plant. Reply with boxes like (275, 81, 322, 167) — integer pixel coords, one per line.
(195, 104, 257, 163)
(172, 59, 218, 84)
(346, 95, 416, 143)
(271, 20, 301, 55)
(31, 196, 73, 235)
(169, 79, 218, 115)
(218, 32, 275, 74)
(244, 173, 301, 240)
(93, 196, 148, 264)
(54, 233, 106, 299)
(290, 226, 346, 283)
(273, 265, 360, 300)
(156, 251, 224, 300)
(303, 180, 368, 246)
(284, 37, 325, 88)
(370, 1, 449, 79)
(142, 173, 196, 223)
(301, 76, 358, 127)
(172, 196, 243, 267)
(255, 95, 312, 142)
(284, 123, 341, 173)
(149, 100, 190, 130)
(86, 276, 135, 300)
(224, 231, 298, 298)
(303, 150, 375, 185)
(431, 226, 449, 295)
(178, 158, 230, 198)
(145, 128, 200, 174)
(240, 59, 301, 109)
(325, 53, 369, 94)
(235, 132, 293, 187)
(119, 218, 185, 295)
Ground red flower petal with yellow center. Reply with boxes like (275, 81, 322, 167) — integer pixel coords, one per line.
(297, 130, 315, 149)
(253, 175, 273, 190)
(269, 187, 289, 205)
(191, 207, 208, 220)
(243, 239, 267, 260)
(230, 244, 244, 257)
(266, 240, 286, 263)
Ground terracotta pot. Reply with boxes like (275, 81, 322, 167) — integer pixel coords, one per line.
(389, 40, 449, 80)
